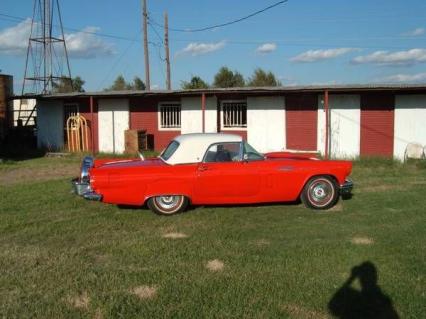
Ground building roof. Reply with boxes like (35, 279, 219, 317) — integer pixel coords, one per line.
(163, 133, 242, 165)
(11, 83, 426, 100)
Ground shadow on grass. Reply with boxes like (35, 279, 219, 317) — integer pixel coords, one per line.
(328, 261, 399, 319)
(117, 201, 301, 214)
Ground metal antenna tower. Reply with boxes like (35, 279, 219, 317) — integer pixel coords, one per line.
(22, 0, 72, 95)
(18, 0, 72, 125)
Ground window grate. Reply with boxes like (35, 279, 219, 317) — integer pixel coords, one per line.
(160, 103, 181, 129)
(222, 102, 247, 128)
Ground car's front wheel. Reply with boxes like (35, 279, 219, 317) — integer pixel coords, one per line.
(301, 175, 339, 210)
(147, 195, 189, 215)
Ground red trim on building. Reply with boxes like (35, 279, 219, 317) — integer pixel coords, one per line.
(129, 97, 181, 151)
(360, 93, 394, 157)
(285, 94, 318, 151)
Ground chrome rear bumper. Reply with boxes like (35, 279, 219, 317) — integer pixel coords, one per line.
(72, 179, 102, 201)
(72, 156, 102, 202)
(340, 179, 354, 195)
(72, 178, 91, 195)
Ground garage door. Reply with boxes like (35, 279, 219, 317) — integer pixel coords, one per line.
(360, 93, 394, 157)
(286, 94, 318, 151)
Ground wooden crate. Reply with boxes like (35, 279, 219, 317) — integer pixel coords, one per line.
(125, 129, 148, 153)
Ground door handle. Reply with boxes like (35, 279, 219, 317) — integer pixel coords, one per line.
(198, 165, 209, 172)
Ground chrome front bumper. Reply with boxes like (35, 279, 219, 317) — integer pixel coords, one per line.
(340, 179, 354, 195)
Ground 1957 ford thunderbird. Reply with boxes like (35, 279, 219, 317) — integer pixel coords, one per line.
(73, 133, 353, 215)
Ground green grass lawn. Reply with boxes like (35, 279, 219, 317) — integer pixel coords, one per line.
(0, 156, 425, 318)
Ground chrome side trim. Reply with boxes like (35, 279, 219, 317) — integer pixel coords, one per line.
(340, 178, 354, 195)
(278, 166, 294, 171)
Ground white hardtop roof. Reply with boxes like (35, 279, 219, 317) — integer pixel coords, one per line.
(164, 133, 243, 165)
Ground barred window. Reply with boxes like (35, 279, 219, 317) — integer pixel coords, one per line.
(222, 101, 247, 128)
(159, 103, 181, 129)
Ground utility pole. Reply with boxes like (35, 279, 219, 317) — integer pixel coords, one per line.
(142, 0, 150, 90)
(164, 11, 171, 90)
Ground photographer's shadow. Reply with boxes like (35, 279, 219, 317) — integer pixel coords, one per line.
(328, 261, 399, 319)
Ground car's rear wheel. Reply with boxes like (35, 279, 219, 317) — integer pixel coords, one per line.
(301, 176, 339, 210)
(147, 195, 189, 215)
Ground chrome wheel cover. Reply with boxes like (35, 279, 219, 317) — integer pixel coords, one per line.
(307, 178, 334, 207)
(154, 195, 183, 213)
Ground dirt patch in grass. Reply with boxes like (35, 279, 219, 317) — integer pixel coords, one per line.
(162, 232, 188, 239)
(206, 259, 224, 272)
(94, 308, 103, 319)
(281, 304, 329, 319)
(254, 239, 271, 247)
(68, 291, 90, 310)
(351, 237, 374, 245)
(358, 184, 398, 192)
(329, 201, 343, 212)
(131, 285, 157, 300)
(411, 180, 426, 185)
(0, 164, 79, 186)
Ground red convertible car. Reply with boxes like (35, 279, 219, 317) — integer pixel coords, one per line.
(73, 133, 353, 215)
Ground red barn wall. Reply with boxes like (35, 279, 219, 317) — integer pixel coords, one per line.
(130, 97, 181, 151)
(360, 93, 394, 157)
(285, 94, 318, 151)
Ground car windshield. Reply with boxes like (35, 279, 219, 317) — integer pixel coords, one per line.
(243, 142, 264, 161)
(160, 140, 180, 161)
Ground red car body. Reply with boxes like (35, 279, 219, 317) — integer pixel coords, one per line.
(73, 133, 353, 214)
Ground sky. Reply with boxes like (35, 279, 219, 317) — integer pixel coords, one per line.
(1, 0, 426, 93)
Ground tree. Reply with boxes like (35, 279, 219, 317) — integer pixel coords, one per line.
(213, 67, 245, 88)
(132, 76, 146, 90)
(108, 75, 127, 91)
(181, 76, 209, 89)
(72, 76, 85, 92)
(105, 75, 146, 91)
(52, 76, 85, 93)
(247, 68, 282, 87)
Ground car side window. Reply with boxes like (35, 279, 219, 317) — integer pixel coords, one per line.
(243, 142, 264, 161)
(204, 142, 242, 163)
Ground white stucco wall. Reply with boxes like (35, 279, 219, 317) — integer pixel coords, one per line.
(318, 95, 360, 158)
(37, 100, 64, 150)
(247, 96, 285, 153)
(181, 96, 217, 134)
(394, 95, 426, 160)
(98, 99, 129, 153)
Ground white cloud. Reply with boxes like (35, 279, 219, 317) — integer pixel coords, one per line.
(0, 18, 32, 55)
(379, 72, 426, 83)
(176, 41, 225, 56)
(256, 43, 277, 54)
(65, 27, 114, 58)
(290, 48, 358, 63)
(352, 49, 426, 66)
(0, 20, 114, 58)
(403, 27, 425, 36)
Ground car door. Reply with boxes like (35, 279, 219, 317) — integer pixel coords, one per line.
(194, 142, 261, 204)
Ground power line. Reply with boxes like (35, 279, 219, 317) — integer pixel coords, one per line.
(1, 11, 425, 52)
(147, 0, 288, 32)
(0, 12, 136, 41)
